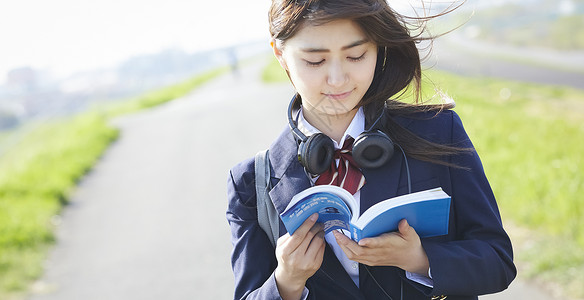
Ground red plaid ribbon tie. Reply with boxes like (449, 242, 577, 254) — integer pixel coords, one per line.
(315, 137, 366, 195)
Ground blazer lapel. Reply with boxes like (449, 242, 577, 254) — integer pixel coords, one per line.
(267, 127, 311, 214)
(267, 127, 364, 298)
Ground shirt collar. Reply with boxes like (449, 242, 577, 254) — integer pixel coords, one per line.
(297, 107, 365, 149)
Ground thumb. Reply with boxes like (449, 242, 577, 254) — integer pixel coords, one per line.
(398, 219, 414, 236)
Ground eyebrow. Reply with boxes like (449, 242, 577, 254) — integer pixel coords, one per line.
(300, 39, 369, 53)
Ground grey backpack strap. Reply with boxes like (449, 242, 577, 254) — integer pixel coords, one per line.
(255, 149, 279, 247)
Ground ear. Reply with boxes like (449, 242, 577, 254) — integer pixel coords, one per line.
(271, 39, 288, 71)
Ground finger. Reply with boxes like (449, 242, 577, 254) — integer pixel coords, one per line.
(333, 230, 362, 258)
(287, 213, 319, 247)
(357, 237, 374, 247)
(297, 222, 324, 254)
(313, 232, 326, 265)
(358, 220, 413, 249)
(305, 230, 325, 260)
(357, 232, 396, 247)
(316, 234, 326, 258)
(333, 232, 354, 258)
(332, 230, 352, 245)
(295, 213, 320, 236)
(276, 233, 290, 247)
(398, 219, 418, 239)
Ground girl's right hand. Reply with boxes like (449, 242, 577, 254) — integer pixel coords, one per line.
(274, 213, 326, 300)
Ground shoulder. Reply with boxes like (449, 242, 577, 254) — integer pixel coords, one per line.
(227, 157, 256, 206)
(230, 156, 255, 182)
(228, 126, 294, 207)
(390, 109, 468, 144)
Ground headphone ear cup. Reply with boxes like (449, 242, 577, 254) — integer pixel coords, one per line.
(352, 130, 395, 169)
(299, 133, 335, 174)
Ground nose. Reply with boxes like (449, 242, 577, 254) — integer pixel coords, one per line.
(326, 61, 348, 88)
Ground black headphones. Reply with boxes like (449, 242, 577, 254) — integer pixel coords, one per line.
(289, 94, 411, 300)
(287, 94, 395, 175)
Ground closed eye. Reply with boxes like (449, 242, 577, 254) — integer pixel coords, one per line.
(348, 52, 366, 62)
(305, 59, 325, 67)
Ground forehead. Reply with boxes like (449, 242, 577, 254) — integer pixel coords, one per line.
(284, 19, 371, 50)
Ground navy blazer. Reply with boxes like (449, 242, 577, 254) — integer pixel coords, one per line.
(226, 109, 516, 299)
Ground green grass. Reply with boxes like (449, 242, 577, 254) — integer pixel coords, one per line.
(102, 67, 228, 116)
(428, 72, 584, 239)
(262, 58, 288, 83)
(263, 57, 584, 297)
(457, 2, 584, 51)
(428, 72, 584, 297)
(0, 113, 118, 296)
(0, 67, 227, 299)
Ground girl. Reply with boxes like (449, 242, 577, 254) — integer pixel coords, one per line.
(226, 0, 516, 299)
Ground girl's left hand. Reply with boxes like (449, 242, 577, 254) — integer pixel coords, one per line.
(333, 219, 430, 277)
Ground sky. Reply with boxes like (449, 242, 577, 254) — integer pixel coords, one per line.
(0, 0, 272, 80)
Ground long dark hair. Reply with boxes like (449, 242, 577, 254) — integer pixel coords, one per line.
(269, 0, 472, 167)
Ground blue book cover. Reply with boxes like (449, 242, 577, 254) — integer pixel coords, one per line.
(280, 185, 450, 241)
(279, 186, 357, 234)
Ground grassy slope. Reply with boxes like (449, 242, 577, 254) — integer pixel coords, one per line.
(431, 72, 584, 297)
(455, 1, 584, 50)
(264, 57, 584, 297)
(0, 67, 226, 299)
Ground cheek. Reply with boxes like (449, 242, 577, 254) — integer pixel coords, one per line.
(288, 64, 323, 91)
(354, 60, 377, 85)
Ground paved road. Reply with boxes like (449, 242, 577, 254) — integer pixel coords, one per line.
(28, 56, 562, 299)
(28, 60, 293, 299)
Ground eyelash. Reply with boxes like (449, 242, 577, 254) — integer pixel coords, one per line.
(305, 52, 366, 67)
(305, 59, 325, 67)
(349, 53, 366, 62)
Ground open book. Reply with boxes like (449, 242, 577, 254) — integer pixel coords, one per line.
(280, 185, 451, 241)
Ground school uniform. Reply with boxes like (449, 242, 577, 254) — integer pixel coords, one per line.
(226, 108, 516, 300)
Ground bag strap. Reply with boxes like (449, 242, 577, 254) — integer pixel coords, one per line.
(255, 149, 279, 247)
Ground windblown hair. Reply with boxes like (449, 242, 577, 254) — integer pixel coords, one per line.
(269, 0, 471, 167)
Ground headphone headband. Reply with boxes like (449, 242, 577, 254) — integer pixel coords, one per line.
(287, 94, 307, 142)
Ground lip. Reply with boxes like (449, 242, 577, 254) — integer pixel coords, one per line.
(324, 90, 353, 101)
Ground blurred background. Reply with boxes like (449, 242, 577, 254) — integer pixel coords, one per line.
(0, 0, 582, 299)
(0, 0, 271, 132)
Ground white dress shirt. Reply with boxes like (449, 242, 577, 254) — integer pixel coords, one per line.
(297, 107, 433, 288)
